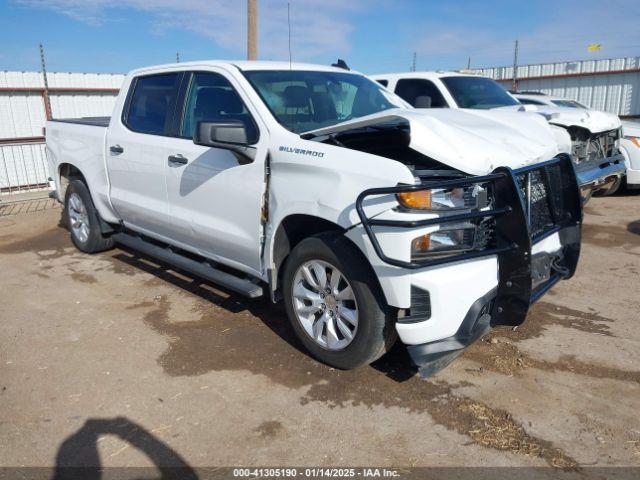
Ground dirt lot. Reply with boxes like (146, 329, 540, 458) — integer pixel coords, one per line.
(1, 193, 639, 474)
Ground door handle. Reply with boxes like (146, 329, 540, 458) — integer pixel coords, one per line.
(109, 145, 124, 155)
(168, 154, 188, 165)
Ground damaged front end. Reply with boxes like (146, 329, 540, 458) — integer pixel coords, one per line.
(356, 156, 582, 378)
(564, 126, 625, 199)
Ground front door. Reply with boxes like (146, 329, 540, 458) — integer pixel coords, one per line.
(163, 70, 266, 275)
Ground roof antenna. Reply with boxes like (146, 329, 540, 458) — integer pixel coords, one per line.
(287, 2, 292, 69)
(331, 59, 350, 70)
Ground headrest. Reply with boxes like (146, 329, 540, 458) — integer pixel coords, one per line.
(283, 85, 311, 108)
(134, 90, 168, 116)
(195, 87, 244, 114)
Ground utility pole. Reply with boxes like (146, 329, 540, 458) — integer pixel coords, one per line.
(467, 56, 471, 70)
(39, 43, 52, 121)
(176, 52, 180, 63)
(247, 0, 257, 60)
(411, 52, 416, 72)
(511, 39, 519, 92)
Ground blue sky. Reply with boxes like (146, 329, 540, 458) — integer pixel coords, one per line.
(1, 0, 639, 75)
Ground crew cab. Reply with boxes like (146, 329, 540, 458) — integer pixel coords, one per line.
(46, 61, 582, 377)
(371, 71, 625, 199)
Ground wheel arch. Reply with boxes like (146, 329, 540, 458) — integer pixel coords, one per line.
(59, 164, 115, 235)
(58, 163, 87, 202)
(269, 215, 343, 300)
(268, 214, 386, 306)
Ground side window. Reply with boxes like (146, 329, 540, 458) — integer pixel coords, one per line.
(376, 79, 389, 87)
(125, 73, 180, 135)
(181, 72, 258, 143)
(394, 79, 448, 108)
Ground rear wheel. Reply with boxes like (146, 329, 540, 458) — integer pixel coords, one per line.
(64, 179, 114, 253)
(282, 233, 395, 369)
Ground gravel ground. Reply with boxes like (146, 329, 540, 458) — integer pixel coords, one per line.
(0, 193, 639, 475)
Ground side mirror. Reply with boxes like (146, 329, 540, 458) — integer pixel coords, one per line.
(193, 120, 256, 163)
(414, 95, 432, 108)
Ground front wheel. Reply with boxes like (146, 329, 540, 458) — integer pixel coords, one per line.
(282, 233, 395, 369)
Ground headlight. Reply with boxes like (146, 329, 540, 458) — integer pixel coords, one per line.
(399, 183, 492, 260)
(411, 225, 477, 259)
(397, 185, 486, 211)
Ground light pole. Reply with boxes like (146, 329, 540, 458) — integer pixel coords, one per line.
(248, 0, 257, 60)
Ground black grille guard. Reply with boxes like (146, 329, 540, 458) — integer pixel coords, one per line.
(355, 155, 582, 327)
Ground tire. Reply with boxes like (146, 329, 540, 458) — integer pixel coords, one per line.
(282, 232, 395, 369)
(64, 179, 115, 253)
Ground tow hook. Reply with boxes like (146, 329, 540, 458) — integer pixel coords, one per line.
(551, 256, 570, 278)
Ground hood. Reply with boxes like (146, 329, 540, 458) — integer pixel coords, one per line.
(520, 105, 620, 134)
(304, 108, 564, 175)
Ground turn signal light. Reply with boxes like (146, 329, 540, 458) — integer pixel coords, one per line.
(397, 190, 431, 209)
(411, 234, 431, 253)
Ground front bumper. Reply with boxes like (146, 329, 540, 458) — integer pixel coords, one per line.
(575, 153, 626, 197)
(356, 156, 582, 377)
(407, 289, 495, 377)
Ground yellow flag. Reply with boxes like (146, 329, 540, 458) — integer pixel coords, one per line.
(588, 43, 602, 52)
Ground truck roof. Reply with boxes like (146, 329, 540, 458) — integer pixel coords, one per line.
(129, 60, 358, 76)
(370, 71, 482, 81)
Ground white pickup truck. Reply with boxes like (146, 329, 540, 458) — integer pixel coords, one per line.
(46, 61, 582, 377)
(371, 71, 625, 199)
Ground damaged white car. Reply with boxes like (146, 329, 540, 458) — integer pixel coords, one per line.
(372, 72, 625, 199)
(46, 61, 582, 376)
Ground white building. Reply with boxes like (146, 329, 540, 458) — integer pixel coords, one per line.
(477, 56, 640, 118)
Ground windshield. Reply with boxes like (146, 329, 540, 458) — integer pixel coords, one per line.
(243, 70, 406, 133)
(552, 99, 587, 109)
(441, 76, 519, 109)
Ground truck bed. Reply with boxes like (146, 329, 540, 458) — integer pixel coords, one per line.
(50, 117, 110, 127)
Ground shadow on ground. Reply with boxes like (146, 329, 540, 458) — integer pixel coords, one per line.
(52, 417, 198, 480)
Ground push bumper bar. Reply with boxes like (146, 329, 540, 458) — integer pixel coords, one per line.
(356, 156, 583, 376)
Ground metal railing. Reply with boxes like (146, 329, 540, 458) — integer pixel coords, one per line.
(0, 139, 57, 216)
(0, 141, 51, 197)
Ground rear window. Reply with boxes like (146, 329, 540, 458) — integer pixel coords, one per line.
(376, 79, 389, 87)
(125, 73, 181, 135)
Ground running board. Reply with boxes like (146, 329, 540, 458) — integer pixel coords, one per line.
(112, 233, 264, 298)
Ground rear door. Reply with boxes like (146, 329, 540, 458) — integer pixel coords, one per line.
(106, 72, 182, 236)
(162, 69, 267, 275)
